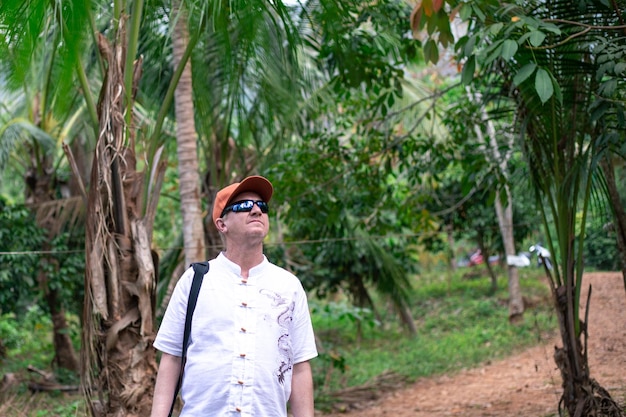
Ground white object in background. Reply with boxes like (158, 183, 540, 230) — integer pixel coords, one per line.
(507, 254, 531, 267)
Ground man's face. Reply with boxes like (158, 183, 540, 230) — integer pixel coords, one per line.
(220, 191, 270, 241)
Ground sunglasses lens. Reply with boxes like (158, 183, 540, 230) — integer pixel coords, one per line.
(224, 200, 269, 215)
(257, 201, 269, 213)
(233, 201, 254, 211)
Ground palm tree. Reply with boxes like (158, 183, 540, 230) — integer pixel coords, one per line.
(0, 8, 91, 373)
(190, 0, 304, 254)
(81, 14, 165, 417)
(495, 3, 625, 414)
(414, 0, 626, 414)
(170, 0, 206, 267)
(1, 1, 168, 414)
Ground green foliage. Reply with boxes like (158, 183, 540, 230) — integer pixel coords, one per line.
(269, 127, 422, 310)
(266, 0, 450, 314)
(41, 229, 86, 317)
(0, 0, 92, 111)
(0, 199, 85, 317)
(1, 304, 80, 384)
(583, 213, 620, 271)
(0, 394, 87, 417)
(300, 0, 419, 119)
(311, 300, 380, 337)
(310, 0, 417, 90)
(311, 267, 556, 404)
(0, 199, 44, 314)
(0, 311, 85, 416)
(36, 399, 86, 417)
(0, 306, 54, 370)
(416, 0, 625, 322)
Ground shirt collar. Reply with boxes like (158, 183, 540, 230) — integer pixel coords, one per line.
(217, 252, 269, 276)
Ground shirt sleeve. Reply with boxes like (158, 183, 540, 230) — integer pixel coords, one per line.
(153, 267, 195, 356)
(291, 282, 318, 364)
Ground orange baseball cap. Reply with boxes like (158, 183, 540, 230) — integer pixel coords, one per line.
(212, 176, 274, 225)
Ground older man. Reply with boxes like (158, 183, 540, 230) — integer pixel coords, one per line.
(151, 176, 317, 417)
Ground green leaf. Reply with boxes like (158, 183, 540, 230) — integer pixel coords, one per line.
(517, 32, 531, 44)
(535, 68, 554, 103)
(464, 35, 477, 57)
(460, 4, 472, 20)
(614, 62, 626, 75)
(484, 42, 503, 65)
(529, 31, 546, 47)
(462, 55, 476, 85)
(472, 4, 486, 22)
(501, 39, 518, 60)
(423, 39, 439, 64)
(489, 23, 504, 35)
(539, 22, 561, 35)
(599, 79, 617, 96)
(552, 78, 563, 105)
(513, 63, 537, 85)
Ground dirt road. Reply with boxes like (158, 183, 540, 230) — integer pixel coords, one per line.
(321, 272, 626, 417)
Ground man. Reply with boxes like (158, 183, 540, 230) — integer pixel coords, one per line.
(151, 176, 317, 417)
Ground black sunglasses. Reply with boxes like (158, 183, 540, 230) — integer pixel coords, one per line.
(221, 200, 269, 217)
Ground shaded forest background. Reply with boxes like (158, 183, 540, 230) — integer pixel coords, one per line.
(1, 0, 625, 416)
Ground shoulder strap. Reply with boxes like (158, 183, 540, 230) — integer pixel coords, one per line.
(168, 261, 210, 417)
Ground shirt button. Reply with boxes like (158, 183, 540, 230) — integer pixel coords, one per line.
(241, 279, 248, 284)
(241, 327, 246, 332)
(238, 380, 244, 385)
(240, 353, 246, 357)
(241, 301, 247, 307)
(235, 407, 242, 412)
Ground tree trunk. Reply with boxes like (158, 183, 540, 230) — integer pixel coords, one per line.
(203, 136, 237, 259)
(36, 250, 79, 372)
(551, 283, 622, 416)
(172, 1, 207, 267)
(445, 224, 457, 271)
(397, 300, 418, 337)
(494, 187, 524, 322)
(600, 157, 626, 299)
(476, 233, 498, 293)
(46, 285, 80, 372)
(26, 144, 80, 373)
(470, 88, 524, 321)
(81, 24, 158, 417)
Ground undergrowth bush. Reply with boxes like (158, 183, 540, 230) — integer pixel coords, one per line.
(0, 306, 83, 417)
(310, 266, 556, 411)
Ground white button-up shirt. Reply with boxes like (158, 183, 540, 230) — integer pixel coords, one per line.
(154, 253, 318, 416)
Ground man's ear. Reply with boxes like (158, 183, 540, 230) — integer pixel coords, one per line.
(215, 218, 227, 233)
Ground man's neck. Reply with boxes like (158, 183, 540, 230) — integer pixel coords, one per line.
(223, 246, 264, 278)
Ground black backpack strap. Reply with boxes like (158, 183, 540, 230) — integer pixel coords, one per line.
(168, 261, 210, 417)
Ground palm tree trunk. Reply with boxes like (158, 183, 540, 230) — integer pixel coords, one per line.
(172, 0, 207, 267)
(82, 22, 157, 417)
(552, 281, 623, 416)
(27, 153, 79, 373)
(44, 280, 80, 372)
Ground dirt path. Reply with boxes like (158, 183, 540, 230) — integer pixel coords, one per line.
(321, 272, 626, 417)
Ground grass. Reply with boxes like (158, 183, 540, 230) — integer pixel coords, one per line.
(310, 265, 556, 409)
(0, 306, 85, 417)
(0, 265, 556, 416)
